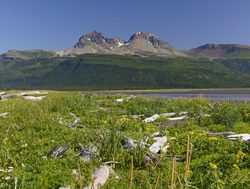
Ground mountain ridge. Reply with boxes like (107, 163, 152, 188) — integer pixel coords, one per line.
(2, 31, 250, 59)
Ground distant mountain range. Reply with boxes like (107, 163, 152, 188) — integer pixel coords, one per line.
(2, 31, 250, 59)
(1, 31, 250, 90)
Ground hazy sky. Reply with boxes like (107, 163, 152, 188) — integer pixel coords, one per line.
(1, 0, 250, 53)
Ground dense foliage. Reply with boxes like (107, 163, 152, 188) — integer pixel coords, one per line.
(0, 92, 249, 188)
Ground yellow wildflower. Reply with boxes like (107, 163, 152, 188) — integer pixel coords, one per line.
(198, 133, 206, 137)
(233, 164, 240, 170)
(209, 163, 218, 170)
(208, 137, 218, 141)
(168, 137, 176, 141)
(217, 179, 225, 185)
(236, 150, 246, 159)
(102, 120, 108, 125)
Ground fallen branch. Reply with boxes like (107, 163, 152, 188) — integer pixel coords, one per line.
(204, 131, 235, 137)
(22, 96, 46, 101)
(227, 134, 250, 141)
(143, 112, 188, 123)
(0, 91, 48, 101)
(47, 144, 70, 158)
(168, 115, 187, 121)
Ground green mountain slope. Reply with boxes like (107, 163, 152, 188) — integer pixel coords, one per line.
(1, 54, 250, 90)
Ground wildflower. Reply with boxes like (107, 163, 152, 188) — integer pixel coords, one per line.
(102, 120, 108, 125)
(236, 150, 246, 159)
(217, 179, 225, 185)
(198, 133, 206, 136)
(208, 137, 218, 141)
(233, 164, 240, 170)
(168, 137, 176, 141)
(209, 162, 218, 170)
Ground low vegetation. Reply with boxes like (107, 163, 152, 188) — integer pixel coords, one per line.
(0, 91, 249, 188)
(1, 54, 250, 89)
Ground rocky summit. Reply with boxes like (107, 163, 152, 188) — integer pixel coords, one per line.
(2, 31, 250, 59)
(62, 31, 185, 57)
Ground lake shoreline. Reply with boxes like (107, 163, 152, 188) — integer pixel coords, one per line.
(85, 88, 250, 101)
(88, 88, 250, 94)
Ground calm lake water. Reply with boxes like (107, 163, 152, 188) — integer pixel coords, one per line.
(95, 89, 250, 102)
(133, 89, 250, 102)
(141, 93, 250, 101)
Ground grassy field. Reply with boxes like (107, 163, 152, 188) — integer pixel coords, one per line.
(0, 91, 250, 188)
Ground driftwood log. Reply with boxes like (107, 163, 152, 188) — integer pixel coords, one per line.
(0, 91, 48, 101)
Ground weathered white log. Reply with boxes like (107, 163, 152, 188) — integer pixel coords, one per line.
(149, 136, 168, 154)
(159, 112, 176, 117)
(227, 134, 250, 141)
(0, 112, 10, 117)
(204, 131, 235, 137)
(22, 96, 46, 101)
(179, 111, 188, 115)
(0, 93, 22, 99)
(143, 114, 160, 123)
(144, 111, 189, 123)
(115, 98, 124, 103)
(168, 115, 187, 121)
(0, 91, 48, 100)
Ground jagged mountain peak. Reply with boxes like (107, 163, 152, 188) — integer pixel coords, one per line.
(129, 31, 159, 40)
(70, 31, 186, 57)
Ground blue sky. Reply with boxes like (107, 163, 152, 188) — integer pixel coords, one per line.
(0, 0, 250, 53)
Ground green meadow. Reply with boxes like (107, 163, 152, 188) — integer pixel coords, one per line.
(0, 91, 249, 188)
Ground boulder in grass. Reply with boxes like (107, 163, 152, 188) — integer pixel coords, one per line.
(84, 165, 118, 189)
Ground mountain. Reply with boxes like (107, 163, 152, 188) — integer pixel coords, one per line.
(1, 31, 250, 90)
(0, 49, 58, 60)
(2, 31, 250, 59)
(190, 44, 250, 59)
(59, 31, 186, 57)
